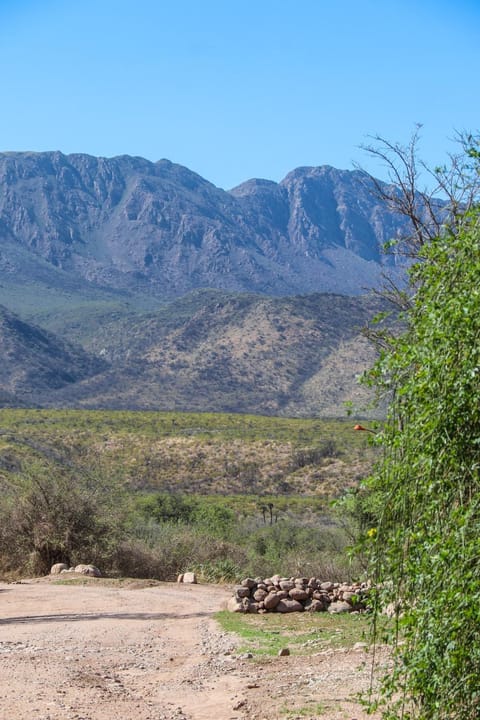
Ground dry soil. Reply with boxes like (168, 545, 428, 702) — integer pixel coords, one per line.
(0, 577, 382, 720)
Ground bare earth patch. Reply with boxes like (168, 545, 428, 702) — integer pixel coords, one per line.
(0, 578, 382, 719)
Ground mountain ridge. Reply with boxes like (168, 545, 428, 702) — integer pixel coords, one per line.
(0, 151, 408, 302)
(0, 152, 402, 415)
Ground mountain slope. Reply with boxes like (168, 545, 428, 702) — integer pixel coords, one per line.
(0, 305, 108, 402)
(0, 152, 408, 304)
(35, 290, 384, 417)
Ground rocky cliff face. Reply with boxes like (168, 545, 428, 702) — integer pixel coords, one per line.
(0, 152, 408, 298)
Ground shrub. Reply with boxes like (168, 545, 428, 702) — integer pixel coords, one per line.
(0, 462, 128, 575)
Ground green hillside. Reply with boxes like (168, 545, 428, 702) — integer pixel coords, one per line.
(0, 408, 375, 497)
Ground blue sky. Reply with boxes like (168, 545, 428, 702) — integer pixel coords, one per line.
(0, 0, 478, 189)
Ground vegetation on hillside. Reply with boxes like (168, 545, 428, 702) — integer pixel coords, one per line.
(27, 291, 383, 417)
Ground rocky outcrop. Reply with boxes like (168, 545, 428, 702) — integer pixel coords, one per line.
(0, 151, 409, 299)
(228, 576, 369, 614)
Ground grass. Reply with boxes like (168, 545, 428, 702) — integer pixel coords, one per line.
(0, 408, 374, 581)
(279, 703, 328, 718)
(215, 609, 370, 656)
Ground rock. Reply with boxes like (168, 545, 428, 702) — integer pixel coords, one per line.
(275, 599, 304, 613)
(74, 564, 101, 577)
(228, 576, 371, 614)
(50, 563, 69, 575)
(304, 599, 325, 612)
(182, 572, 197, 584)
(320, 581, 334, 591)
(278, 647, 290, 656)
(263, 592, 281, 610)
(235, 586, 251, 599)
(177, 574, 184, 583)
(227, 598, 245, 613)
(327, 600, 352, 614)
(232, 699, 246, 710)
(289, 587, 309, 601)
(383, 601, 402, 617)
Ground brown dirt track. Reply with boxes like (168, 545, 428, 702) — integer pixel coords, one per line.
(0, 577, 381, 720)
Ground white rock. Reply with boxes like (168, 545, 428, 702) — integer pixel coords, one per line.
(327, 600, 351, 614)
(182, 571, 197, 584)
(74, 564, 101, 577)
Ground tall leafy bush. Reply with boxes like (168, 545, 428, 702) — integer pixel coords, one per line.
(364, 209, 480, 719)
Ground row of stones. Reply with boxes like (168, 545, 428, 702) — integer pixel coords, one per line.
(50, 563, 102, 577)
(228, 575, 369, 614)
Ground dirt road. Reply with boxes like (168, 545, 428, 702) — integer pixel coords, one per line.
(0, 578, 379, 720)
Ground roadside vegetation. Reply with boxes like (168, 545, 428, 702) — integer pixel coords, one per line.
(0, 409, 374, 580)
(352, 131, 480, 719)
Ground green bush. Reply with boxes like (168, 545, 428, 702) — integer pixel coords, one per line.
(114, 522, 248, 581)
(363, 207, 480, 719)
(192, 502, 235, 539)
(135, 492, 197, 524)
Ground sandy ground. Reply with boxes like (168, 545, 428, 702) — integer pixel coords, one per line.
(0, 577, 382, 720)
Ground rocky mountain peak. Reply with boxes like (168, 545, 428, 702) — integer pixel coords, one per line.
(0, 151, 409, 298)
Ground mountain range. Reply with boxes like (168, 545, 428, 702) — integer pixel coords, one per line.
(0, 152, 402, 415)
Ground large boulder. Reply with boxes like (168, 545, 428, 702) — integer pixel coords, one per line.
(50, 563, 69, 575)
(304, 598, 325, 612)
(74, 564, 101, 577)
(182, 572, 197, 584)
(263, 592, 281, 610)
(227, 597, 245, 613)
(289, 587, 309, 601)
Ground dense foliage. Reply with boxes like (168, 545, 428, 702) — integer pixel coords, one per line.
(364, 208, 480, 719)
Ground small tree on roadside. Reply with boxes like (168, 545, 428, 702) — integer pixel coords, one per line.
(0, 461, 128, 575)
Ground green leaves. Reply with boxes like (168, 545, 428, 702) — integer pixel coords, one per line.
(363, 207, 480, 719)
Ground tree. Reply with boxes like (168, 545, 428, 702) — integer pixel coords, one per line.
(361, 134, 480, 718)
(359, 126, 480, 260)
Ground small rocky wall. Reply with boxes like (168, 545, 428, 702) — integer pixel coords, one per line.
(228, 575, 369, 614)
